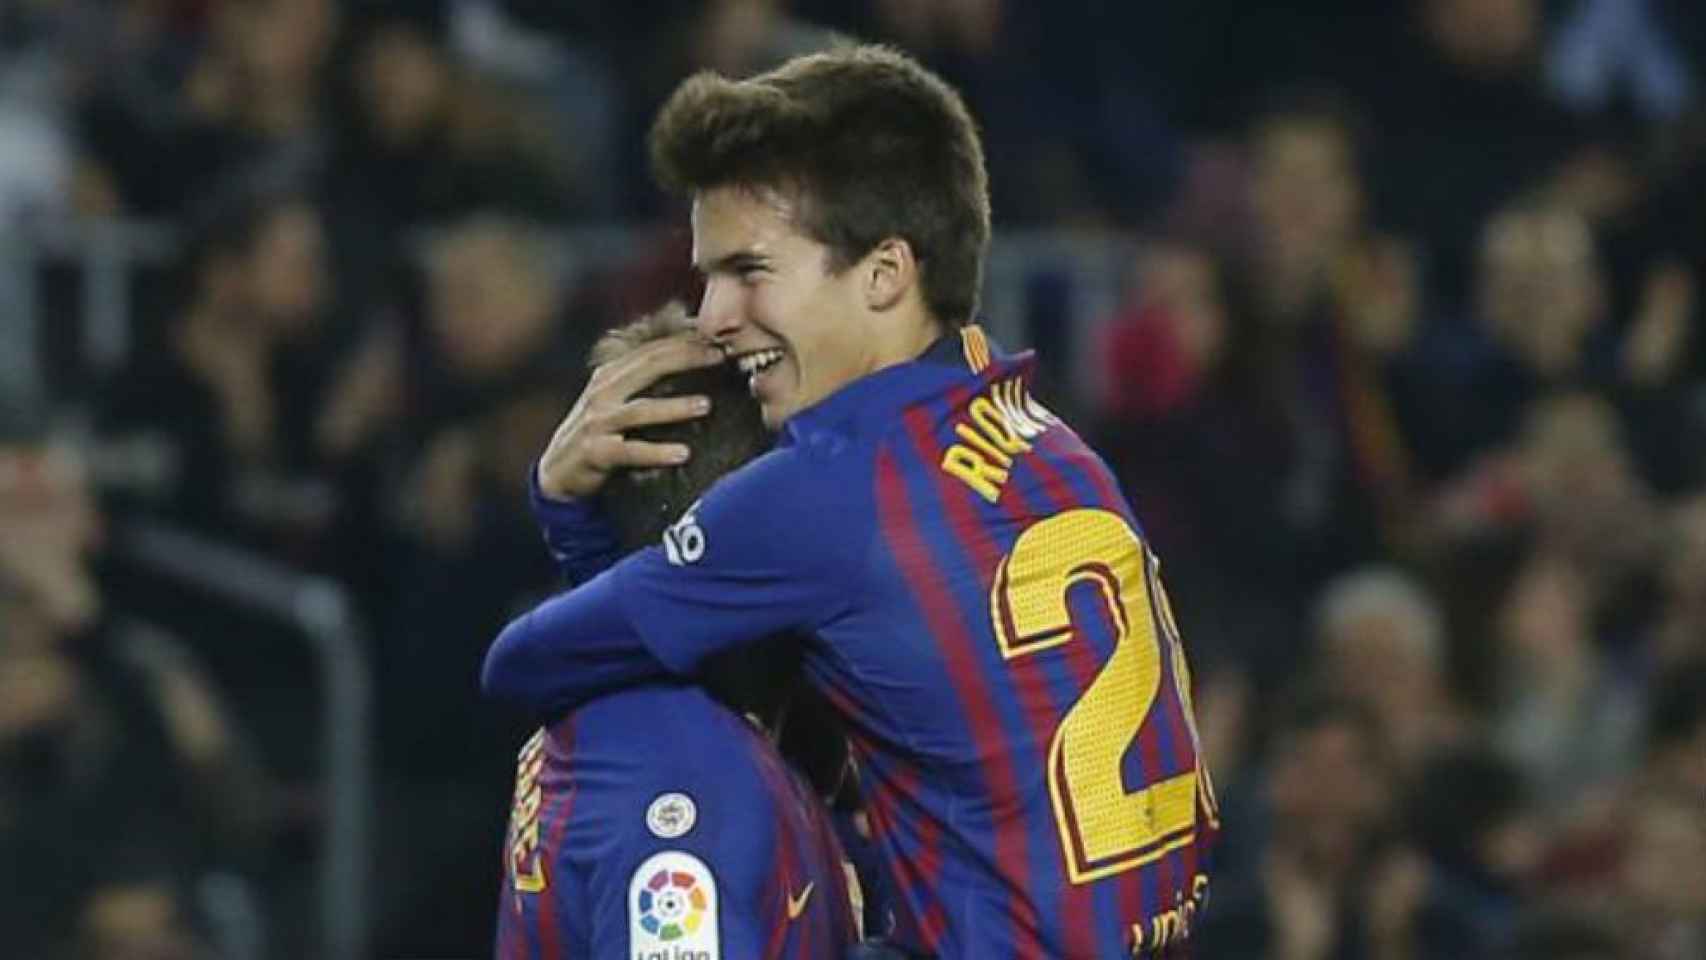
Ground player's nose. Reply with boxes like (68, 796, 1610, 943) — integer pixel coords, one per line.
(694, 278, 744, 344)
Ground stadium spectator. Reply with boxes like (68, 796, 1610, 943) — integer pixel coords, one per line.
(1407, 746, 1543, 948)
(1639, 660, 1706, 801)
(1649, 496, 1706, 666)
(1516, 394, 1657, 590)
(1415, 204, 1611, 478)
(364, 215, 589, 955)
(1616, 789, 1706, 960)
(1197, 693, 1482, 960)
(1313, 567, 1468, 773)
(1357, 0, 1588, 303)
(1118, 91, 1430, 688)
(327, 4, 584, 232)
(1491, 555, 1644, 814)
(95, 176, 350, 567)
(74, 0, 337, 218)
(0, 433, 269, 959)
(1096, 240, 1228, 423)
(1494, 909, 1629, 960)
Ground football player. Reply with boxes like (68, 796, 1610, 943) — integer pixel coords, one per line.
(486, 46, 1218, 958)
(493, 305, 858, 959)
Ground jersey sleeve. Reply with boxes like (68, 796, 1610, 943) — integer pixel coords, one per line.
(528, 462, 620, 586)
(481, 570, 672, 717)
(612, 447, 868, 675)
(483, 447, 867, 717)
(578, 728, 782, 959)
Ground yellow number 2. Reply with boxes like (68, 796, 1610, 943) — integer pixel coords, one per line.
(991, 509, 1217, 884)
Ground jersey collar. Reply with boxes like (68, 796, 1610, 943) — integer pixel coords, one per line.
(780, 324, 1036, 446)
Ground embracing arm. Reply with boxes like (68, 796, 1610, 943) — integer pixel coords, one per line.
(484, 447, 862, 717)
(480, 568, 667, 716)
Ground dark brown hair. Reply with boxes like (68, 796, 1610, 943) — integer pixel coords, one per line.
(649, 44, 991, 329)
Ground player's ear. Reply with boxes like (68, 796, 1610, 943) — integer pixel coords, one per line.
(862, 236, 916, 313)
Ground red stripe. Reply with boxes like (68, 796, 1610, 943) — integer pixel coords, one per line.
(890, 744, 950, 943)
(871, 453, 951, 920)
(897, 402, 1046, 956)
(1037, 424, 1124, 512)
(810, 798, 855, 945)
(752, 729, 809, 960)
(847, 710, 944, 944)
(535, 718, 579, 957)
(763, 889, 790, 960)
(494, 890, 521, 960)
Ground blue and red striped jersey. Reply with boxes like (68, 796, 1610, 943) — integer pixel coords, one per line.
(487, 326, 1220, 957)
(493, 684, 858, 960)
(599, 328, 1220, 957)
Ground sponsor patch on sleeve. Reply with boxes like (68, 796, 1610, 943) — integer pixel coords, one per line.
(630, 850, 719, 959)
(662, 500, 706, 566)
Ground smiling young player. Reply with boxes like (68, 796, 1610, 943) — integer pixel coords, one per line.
(485, 46, 1218, 958)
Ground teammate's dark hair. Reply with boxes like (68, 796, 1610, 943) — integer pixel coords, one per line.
(649, 44, 991, 330)
(596, 302, 771, 550)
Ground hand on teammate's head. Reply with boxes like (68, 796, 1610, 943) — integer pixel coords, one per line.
(535, 302, 725, 502)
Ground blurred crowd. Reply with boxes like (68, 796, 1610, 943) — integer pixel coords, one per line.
(1, 0, 1704, 958)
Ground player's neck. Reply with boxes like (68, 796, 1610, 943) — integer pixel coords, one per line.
(865, 307, 941, 374)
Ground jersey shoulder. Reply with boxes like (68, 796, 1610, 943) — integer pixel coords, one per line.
(564, 686, 784, 853)
(641, 437, 875, 586)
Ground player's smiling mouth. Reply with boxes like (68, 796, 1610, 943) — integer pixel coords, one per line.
(734, 348, 785, 376)
(733, 347, 790, 401)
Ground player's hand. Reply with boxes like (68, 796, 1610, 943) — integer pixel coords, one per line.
(537, 332, 725, 500)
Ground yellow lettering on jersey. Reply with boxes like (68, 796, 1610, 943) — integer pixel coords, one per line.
(940, 375, 1056, 503)
(955, 423, 1013, 468)
(969, 397, 1031, 456)
(942, 445, 1008, 503)
(1128, 874, 1211, 957)
(511, 818, 546, 893)
(508, 729, 550, 896)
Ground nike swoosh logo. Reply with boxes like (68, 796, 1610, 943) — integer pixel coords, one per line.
(786, 882, 815, 920)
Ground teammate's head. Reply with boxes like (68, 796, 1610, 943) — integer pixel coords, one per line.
(593, 305, 810, 729)
(650, 44, 991, 427)
(595, 302, 772, 550)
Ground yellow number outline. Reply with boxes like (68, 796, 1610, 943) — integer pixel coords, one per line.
(991, 509, 1217, 884)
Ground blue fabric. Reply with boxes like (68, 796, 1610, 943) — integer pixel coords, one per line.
(528, 462, 620, 586)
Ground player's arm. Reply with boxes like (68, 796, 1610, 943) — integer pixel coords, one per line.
(482, 449, 863, 715)
(480, 568, 667, 717)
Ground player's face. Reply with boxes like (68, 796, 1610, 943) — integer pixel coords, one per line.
(691, 186, 874, 428)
